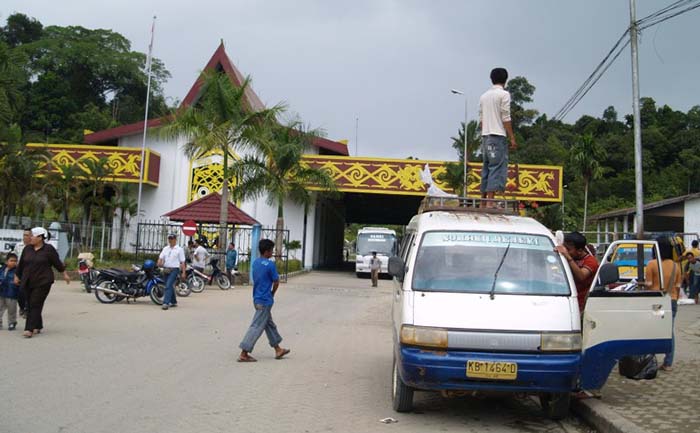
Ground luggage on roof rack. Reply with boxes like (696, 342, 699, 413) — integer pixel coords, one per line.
(418, 196, 520, 215)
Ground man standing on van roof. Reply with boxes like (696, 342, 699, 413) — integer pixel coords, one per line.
(479, 68, 517, 206)
(555, 232, 599, 312)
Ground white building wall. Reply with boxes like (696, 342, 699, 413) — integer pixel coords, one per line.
(684, 198, 700, 244)
(113, 132, 323, 264)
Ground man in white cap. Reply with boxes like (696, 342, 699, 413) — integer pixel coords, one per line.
(157, 234, 186, 310)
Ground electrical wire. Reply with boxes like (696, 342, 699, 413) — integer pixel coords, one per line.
(552, 0, 700, 121)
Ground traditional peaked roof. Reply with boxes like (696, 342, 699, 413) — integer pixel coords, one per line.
(163, 192, 259, 225)
(84, 43, 348, 155)
(589, 192, 700, 221)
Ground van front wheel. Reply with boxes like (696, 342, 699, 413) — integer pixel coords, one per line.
(540, 392, 570, 420)
(392, 356, 414, 412)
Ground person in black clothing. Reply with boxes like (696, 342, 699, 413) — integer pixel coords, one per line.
(14, 227, 70, 338)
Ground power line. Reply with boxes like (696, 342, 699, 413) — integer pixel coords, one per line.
(552, 0, 700, 121)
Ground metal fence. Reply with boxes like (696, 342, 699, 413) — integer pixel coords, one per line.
(0, 217, 117, 260)
(135, 221, 290, 281)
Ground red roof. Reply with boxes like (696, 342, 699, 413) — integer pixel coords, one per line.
(163, 192, 259, 225)
(84, 43, 348, 155)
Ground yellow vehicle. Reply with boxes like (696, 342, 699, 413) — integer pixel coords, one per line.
(608, 236, 685, 281)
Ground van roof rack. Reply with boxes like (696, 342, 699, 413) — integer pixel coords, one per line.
(418, 196, 520, 215)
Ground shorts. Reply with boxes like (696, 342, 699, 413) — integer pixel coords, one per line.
(480, 134, 508, 193)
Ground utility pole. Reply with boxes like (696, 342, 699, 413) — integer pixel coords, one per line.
(136, 16, 156, 230)
(629, 0, 643, 240)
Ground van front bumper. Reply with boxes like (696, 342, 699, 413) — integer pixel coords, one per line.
(398, 346, 580, 393)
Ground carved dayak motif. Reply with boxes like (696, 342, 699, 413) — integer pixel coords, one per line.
(302, 156, 562, 202)
(27, 143, 161, 186)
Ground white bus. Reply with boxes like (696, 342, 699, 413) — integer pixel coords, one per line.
(355, 227, 398, 278)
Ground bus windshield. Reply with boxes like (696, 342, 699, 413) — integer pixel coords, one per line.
(357, 233, 397, 256)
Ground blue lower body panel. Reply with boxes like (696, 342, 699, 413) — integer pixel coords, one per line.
(398, 346, 581, 393)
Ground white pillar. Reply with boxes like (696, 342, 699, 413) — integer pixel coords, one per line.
(604, 219, 610, 244)
(596, 222, 601, 244)
(613, 218, 619, 241)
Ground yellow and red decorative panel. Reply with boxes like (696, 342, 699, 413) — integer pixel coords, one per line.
(301, 155, 562, 202)
(27, 143, 160, 187)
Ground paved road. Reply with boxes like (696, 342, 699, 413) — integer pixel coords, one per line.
(0, 271, 593, 433)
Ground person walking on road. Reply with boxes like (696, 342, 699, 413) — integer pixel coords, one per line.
(645, 237, 682, 371)
(479, 68, 518, 207)
(157, 234, 186, 311)
(14, 227, 70, 338)
(0, 253, 20, 330)
(226, 242, 238, 286)
(369, 251, 381, 287)
(238, 239, 290, 363)
(685, 251, 700, 304)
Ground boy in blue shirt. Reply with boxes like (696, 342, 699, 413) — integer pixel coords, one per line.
(0, 253, 19, 330)
(238, 239, 290, 362)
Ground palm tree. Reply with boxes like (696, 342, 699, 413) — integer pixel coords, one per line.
(231, 119, 337, 255)
(45, 163, 82, 222)
(570, 133, 606, 231)
(160, 71, 282, 248)
(110, 184, 138, 251)
(450, 120, 481, 162)
(80, 157, 115, 232)
(0, 130, 48, 223)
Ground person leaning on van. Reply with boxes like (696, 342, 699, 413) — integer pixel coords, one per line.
(555, 231, 599, 312)
(644, 237, 682, 371)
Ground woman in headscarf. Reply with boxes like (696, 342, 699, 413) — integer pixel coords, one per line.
(14, 227, 70, 338)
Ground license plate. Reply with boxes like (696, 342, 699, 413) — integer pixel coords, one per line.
(466, 360, 517, 380)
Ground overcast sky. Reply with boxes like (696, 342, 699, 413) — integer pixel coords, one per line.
(4, 1, 699, 160)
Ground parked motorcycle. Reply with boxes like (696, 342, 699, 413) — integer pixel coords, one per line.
(78, 258, 99, 293)
(91, 259, 166, 305)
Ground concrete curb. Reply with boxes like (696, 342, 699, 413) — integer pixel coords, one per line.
(572, 398, 651, 433)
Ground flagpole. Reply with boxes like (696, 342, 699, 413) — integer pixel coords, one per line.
(135, 15, 156, 237)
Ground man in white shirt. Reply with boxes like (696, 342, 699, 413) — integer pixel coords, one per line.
(157, 234, 186, 310)
(192, 239, 209, 273)
(369, 251, 381, 287)
(479, 68, 518, 206)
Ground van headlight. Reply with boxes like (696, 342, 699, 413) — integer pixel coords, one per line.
(400, 325, 448, 349)
(540, 333, 582, 352)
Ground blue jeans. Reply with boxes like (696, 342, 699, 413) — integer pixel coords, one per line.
(163, 269, 179, 306)
(664, 299, 678, 367)
(239, 304, 283, 353)
(690, 274, 700, 299)
(480, 134, 508, 193)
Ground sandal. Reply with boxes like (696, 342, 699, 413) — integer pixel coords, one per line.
(237, 355, 257, 362)
(22, 330, 33, 338)
(275, 348, 291, 360)
(660, 365, 673, 371)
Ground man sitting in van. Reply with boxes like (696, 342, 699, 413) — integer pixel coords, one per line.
(555, 232, 599, 312)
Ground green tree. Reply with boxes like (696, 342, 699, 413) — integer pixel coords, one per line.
(0, 13, 43, 47)
(109, 184, 138, 251)
(0, 40, 27, 125)
(506, 76, 538, 129)
(570, 134, 606, 231)
(79, 157, 115, 232)
(10, 16, 170, 142)
(0, 126, 47, 222)
(231, 119, 337, 254)
(161, 71, 282, 248)
(45, 163, 82, 222)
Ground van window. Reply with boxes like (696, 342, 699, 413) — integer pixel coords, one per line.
(412, 231, 570, 296)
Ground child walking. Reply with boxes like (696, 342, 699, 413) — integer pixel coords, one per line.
(0, 253, 19, 330)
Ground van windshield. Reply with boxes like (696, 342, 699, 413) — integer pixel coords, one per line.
(356, 233, 397, 256)
(412, 231, 570, 296)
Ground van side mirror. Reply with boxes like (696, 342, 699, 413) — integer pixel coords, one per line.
(388, 256, 405, 281)
(595, 263, 619, 289)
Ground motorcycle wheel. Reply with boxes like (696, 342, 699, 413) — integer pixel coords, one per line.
(176, 281, 191, 297)
(94, 281, 118, 304)
(189, 275, 205, 293)
(150, 282, 165, 305)
(216, 273, 231, 290)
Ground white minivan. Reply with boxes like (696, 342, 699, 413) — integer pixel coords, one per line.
(389, 199, 672, 419)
